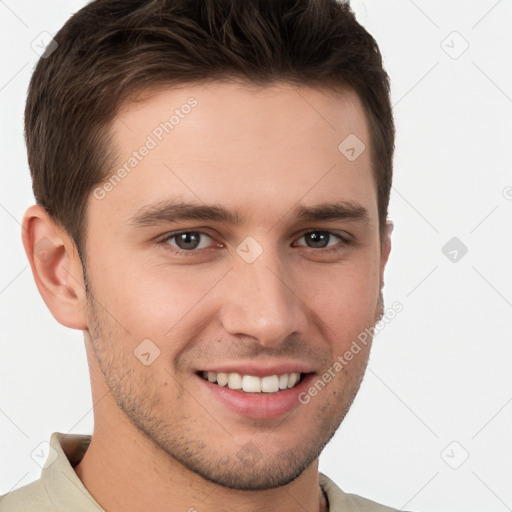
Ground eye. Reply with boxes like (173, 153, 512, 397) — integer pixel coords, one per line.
(162, 231, 219, 252)
(159, 229, 352, 257)
(294, 231, 351, 250)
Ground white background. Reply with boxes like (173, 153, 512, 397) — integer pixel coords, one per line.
(1, 1, 511, 511)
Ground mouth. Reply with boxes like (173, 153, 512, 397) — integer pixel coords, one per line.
(197, 370, 306, 394)
(195, 361, 317, 419)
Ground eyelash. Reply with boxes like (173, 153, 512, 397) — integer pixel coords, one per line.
(158, 230, 353, 257)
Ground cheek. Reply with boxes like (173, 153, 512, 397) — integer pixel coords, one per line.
(294, 261, 381, 364)
(297, 252, 381, 318)
(93, 259, 220, 351)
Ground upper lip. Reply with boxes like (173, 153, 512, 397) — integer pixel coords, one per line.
(196, 360, 315, 378)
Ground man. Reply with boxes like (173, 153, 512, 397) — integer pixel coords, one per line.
(0, 0, 405, 511)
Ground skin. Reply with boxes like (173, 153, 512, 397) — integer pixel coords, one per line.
(22, 81, 392, 512)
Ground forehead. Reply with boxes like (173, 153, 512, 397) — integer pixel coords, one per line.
(91, 81, 375, 232)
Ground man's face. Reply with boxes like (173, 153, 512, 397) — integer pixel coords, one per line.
(82, 81, 391, 490)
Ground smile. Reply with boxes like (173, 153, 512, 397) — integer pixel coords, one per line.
(199, 371, 304, 393)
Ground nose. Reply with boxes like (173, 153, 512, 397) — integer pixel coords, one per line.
(218, 242, 308, 348)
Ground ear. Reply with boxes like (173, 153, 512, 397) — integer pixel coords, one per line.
(379, 220, 393, 281)
(21, 204, 87, 330)
(374, 220, 393, 323)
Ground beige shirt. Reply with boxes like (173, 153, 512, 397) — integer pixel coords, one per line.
(0, 432, 405, 512)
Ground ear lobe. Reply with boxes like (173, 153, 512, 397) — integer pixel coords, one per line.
(21, 204, 87, 330)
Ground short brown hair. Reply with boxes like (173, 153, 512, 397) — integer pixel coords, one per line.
(25, 0, 394, 269)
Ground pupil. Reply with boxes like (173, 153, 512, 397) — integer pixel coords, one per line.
(307, 232, 329, 248)
(177, 232, 200, 250)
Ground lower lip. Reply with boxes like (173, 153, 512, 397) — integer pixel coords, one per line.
(197, 373, 316, 419)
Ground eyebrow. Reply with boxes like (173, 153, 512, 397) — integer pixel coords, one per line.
(128, 199, 370, 228)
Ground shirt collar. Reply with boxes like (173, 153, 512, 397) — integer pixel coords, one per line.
(41, 432, 102, 511)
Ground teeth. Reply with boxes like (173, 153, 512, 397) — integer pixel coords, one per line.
(228, 372, 243, 390)
(261, 375, 279, 393)
(243, 375, 261, 392)
(287, 372, 299, 388)
(217, 372, 228, 387)
(201, 371, 302, 393)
